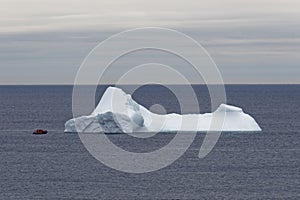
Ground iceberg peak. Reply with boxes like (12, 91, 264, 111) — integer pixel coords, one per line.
(215, 104, 243, 113)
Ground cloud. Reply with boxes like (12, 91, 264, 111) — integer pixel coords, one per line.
(1, 0, 300, 33)
(0, 0, 300, 84)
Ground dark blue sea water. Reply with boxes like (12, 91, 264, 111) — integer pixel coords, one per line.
(0, 85, 299, 199)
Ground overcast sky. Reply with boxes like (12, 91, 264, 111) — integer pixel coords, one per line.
(1, 0, 300, 84)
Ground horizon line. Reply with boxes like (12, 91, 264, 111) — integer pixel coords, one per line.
(1, 83, 300, 86)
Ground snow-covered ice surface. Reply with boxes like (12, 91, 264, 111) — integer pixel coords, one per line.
(65, 87, 262, 133)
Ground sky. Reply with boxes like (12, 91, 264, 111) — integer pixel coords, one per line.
(0, 0, 300, 84)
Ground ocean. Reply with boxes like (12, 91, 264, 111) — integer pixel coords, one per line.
(0, 85, 299, 199)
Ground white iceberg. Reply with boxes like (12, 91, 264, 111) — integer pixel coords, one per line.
(65, 87, 261, 133)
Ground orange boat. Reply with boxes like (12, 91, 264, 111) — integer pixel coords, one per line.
(33, 129, 48, 135)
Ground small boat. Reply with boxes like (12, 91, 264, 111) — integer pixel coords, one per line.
(33, 129, 48, 135)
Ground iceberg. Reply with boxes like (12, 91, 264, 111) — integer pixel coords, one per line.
(65, 87, 261, 133)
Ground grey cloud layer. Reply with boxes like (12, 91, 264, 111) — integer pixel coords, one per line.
(0, 0, 299, 84)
